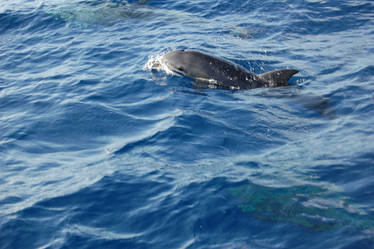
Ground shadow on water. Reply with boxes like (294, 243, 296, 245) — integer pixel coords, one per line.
(150, 67, 336, 119)
(45, 0, 153, 25)
(256, 87, 337, 119)
(44, 0, 206, 27)
(226, 181, 374, 236)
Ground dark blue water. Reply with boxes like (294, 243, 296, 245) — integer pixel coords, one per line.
(1, 0, 374, 248)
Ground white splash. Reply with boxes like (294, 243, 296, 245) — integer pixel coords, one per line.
(143, 52, 175, 75)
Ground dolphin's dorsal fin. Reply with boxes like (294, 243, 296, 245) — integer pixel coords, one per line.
(258, 69, 299, 87)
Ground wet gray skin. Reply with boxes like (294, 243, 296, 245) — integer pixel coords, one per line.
(162, 50, 299, 89)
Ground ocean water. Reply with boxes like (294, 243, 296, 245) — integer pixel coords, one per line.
(1, 0, 374, 248)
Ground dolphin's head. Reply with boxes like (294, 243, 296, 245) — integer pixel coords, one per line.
(161, 50, 210, 79)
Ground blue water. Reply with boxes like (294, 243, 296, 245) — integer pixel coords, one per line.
(1, 0, 374, 248)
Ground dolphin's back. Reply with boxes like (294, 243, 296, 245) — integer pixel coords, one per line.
(161, 50, 298, 89)
(186, 51, 265, 89)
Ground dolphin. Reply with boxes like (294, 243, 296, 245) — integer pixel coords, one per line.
(160, 50, 299, 90)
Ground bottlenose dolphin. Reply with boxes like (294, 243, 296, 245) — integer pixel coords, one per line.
(160, 50, 299, 90)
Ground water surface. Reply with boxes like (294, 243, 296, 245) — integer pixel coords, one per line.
(1, 0, 374, 248)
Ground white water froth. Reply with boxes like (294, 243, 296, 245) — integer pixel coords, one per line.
(143, 52, 175, 75)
